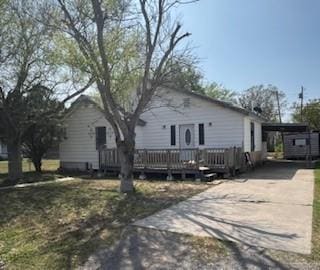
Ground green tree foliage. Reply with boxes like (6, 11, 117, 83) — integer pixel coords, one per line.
(202, 82, 237, 103)
(0, 0, 89, 180)
(22, 85, 64, 172)
(163, 59, 237, 103)
(55, 0, 194, 192)
(292, 99, 320, 130)
(0, 1, 58, 180)
(164, 59, 204, 94)
(238, 84, 287, 122)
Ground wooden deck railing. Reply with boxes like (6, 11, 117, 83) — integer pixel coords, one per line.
(99, 147, 243, 173)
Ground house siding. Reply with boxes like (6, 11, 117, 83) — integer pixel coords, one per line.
(60, 90, 265, 170)
(139, 90, 245, 149)
(243, 116, 262, 152)
(59, 103, 144, 170)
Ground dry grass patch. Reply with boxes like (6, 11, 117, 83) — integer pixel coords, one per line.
(0, 179, 208, 269)
(190, 235, 227, 261)
(310, 162, 320, 261)
(0, 160, 61, 187)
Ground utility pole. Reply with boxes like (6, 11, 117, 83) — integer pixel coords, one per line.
(299, 86, 304, 122)
(275, 90, 282, 123)
(274, 90, 283, 153)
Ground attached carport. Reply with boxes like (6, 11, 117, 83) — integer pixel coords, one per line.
(262, 123, 309, 133)
(262, 123, 314, 166)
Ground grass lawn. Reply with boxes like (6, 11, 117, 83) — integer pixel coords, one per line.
(0, 159, 60, 187)
(0, 179, 209, 269)
(310, 162, 320, 260)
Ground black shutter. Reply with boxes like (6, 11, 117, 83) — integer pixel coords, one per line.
(292, 139, 296, 146)
(250, 122, 255, 152)
(170, 125, 176, 146)
(96, 127, 106, 149)
(199, 123, 205, 145)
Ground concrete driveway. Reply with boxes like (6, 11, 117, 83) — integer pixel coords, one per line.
(134, 161, 314, 254)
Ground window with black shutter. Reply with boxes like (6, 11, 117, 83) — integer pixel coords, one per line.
(95, 126, 106, 149)
(170, 125, 176, 146)
(199, 123, 205, 145)
(250, 122, 255, 152)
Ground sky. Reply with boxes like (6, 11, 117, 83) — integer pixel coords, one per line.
(175, 0, 320, 118)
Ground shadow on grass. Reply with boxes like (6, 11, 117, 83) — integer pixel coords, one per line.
(0, 171, 63, 187)
(0, 181, 197, 268)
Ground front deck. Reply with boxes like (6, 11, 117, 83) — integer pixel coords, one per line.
(99, 147, 244, 178)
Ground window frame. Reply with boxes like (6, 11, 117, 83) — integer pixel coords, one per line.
(250, 122, 255, 152)
(198, 123, 205, 145)
(95, 126, 106, 150)
(294, 138, 309, 146)
(170, 125, 176, 146)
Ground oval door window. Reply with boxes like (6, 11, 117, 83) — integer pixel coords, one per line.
(185, 129, 191, 145)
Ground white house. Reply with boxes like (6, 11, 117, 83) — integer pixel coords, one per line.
(60, 88, 265, 175)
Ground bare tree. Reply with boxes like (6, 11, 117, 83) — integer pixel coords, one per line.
(55, 0, 193, 192)
(0, 0, 92, 181)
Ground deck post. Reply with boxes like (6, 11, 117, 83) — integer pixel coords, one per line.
(166, 149, 173, 181)
(139, 172, 147, 180)
(143, 149, 147, 169)
(167, 170, 173, 181)
(181, 170, 186, 180)
(223, 148, 231, 178)
(202, 149, 207, 166)
(166, 149, 171, 170)
(231, 146, 236, 176)
(224, 149, 228, 170)
(195, 148, 200, 169)
(228, 147, 234, 176)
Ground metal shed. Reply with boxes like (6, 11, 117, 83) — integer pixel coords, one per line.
(262, 123, 319, 160)
(283, 132, 319, 159)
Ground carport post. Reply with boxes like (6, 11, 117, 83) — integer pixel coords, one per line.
(307, 128, 312, 168)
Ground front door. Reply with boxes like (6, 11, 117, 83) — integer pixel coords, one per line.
(179, 124, 195, 161)
(179, 124, 195, 148)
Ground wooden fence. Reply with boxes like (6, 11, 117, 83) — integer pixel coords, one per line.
(99, 147, 243, 174)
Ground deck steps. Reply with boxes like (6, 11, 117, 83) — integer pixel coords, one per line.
(203, 172, 217, 181)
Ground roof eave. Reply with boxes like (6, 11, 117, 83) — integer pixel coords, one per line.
(166, 87, 266, 122)
(64, 95, 147, 126)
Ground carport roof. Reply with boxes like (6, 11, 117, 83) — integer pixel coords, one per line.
(262, 123, 309, 132)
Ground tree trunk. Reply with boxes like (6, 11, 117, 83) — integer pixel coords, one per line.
(7, 139, 23, 182)
(118, 139, 135, 193)
(32, 157, 42, 173)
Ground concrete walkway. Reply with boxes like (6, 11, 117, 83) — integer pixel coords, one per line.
(0, 177, 75, 191)
(134, 161, 314, 254)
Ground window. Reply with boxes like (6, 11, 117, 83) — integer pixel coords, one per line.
(183, 98, 191, 108)
(0, 141, 7, 154)
(62, 127, 67, 139)
(95, 126, 106, 149)
(185, 129, 191, 145)
(170, 125, 176, 146)
(250, 122, 255, 152)
(293, 138, 309, 146)
(199, 123, 205, 145)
